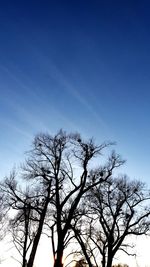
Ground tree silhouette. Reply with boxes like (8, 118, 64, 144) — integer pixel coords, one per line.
(27, 130, 119, 267)
(74, 176, 150, 267)
(1, 166, 54, 267)
(1, 130, 140, 267)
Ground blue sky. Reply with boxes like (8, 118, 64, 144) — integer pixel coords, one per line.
(0, 0, 150, 185)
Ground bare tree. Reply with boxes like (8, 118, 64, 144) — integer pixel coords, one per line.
(0, 186, 9, 265)
(22, 130, 122, 267)
(1, 130, 123, 267)
(1, 168, 54, 267)
(1, 173, 33, 267)
(77, 176, 150, 267)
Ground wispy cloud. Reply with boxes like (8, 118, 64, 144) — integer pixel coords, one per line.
(22, 46, 108, 131)
(0, 56, 109, 139)
(45, 59, 108, 129)
(0, 63, 87, 135)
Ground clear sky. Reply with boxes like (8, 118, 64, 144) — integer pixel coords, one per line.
(0, 1, 150, 266)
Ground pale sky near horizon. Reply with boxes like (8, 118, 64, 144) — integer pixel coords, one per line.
(0, 1, 150, 266)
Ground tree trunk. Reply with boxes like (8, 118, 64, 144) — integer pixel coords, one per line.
(23, 258, 27, 267)
(53, 242, 64, 267)
(73, 227, 93, 267)
(27, 228, 42, 267)
(106, 255, 113, 267)
(101, 254, 106, 267)
(54, 258, 63, 267)
(27, 194, 50, 267)
(23, 207, 29, 267)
